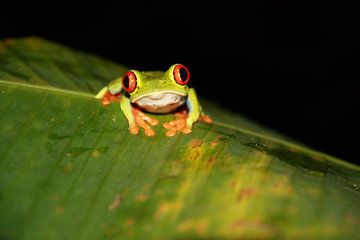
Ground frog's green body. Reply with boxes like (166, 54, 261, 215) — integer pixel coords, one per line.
(95, 64, 210, 136)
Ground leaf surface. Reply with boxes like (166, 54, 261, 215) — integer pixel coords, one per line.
(0, 37, 359, 239)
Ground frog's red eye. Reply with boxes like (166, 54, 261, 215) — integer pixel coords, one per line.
(122, 71, 137, 93)
(173, 64, 190, 86)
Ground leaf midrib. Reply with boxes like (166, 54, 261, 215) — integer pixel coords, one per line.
(0, 79, 93, 98)
(1, 78, 359, 172)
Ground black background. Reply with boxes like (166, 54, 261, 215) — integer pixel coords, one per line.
(1, 0, 359, 164)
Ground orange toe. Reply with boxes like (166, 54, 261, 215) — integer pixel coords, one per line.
(163, 112, 192, 137)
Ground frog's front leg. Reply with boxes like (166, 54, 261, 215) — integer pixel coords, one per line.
(187, 88, 213, 125)
(162, 88, 212, 137)
(95, 78, 123, 106)
(120, 97, 159, 136)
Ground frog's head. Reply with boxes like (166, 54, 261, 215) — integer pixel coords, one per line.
(122, 64, 190, 113)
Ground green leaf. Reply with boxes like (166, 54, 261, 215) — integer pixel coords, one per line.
(0, 37, 359, 239)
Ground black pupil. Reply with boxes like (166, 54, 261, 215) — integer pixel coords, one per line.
(123, 76, 130, 89)
(179, 68, 188, 82)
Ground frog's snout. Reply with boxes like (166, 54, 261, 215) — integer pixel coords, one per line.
(149, 93, 165, 100)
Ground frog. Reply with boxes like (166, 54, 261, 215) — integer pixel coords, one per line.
(95, 64, 212, 137)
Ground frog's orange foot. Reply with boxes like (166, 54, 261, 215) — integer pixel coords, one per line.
(162, 111, 192, 137)
(101, 91, 122, 106)
(199, 114, 213, 124)
(129, 124, 139, 135)
(131, 108, 159, 136)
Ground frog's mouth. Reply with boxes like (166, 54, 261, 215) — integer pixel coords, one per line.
(133, 91, 186, 114)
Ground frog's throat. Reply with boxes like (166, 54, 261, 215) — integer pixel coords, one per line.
(132, 91, 187, 114)
(130, 90, 187, 103)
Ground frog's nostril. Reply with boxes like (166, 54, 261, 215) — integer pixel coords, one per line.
(149, 93, 165, 100)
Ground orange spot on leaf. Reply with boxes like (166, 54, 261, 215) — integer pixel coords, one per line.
(176, 219, 193, 233)
(4, 38, 15, 46)
(135, 194, 148, 202)
(55, 206, 64, 215)
(237, 188, 255, 201)
(123, 218, 135, 227)
(104, 226, 119, 237)
(188, 139, 203, 149)
(206, 156, 217, 169)
(154, 202, 183, 219)
(229, 219, 274, 232)
(108, 193, 121, 211)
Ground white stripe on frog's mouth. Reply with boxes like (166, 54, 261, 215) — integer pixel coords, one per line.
(134, 91, 186, 113)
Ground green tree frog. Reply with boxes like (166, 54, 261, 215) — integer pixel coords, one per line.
(95, 64, 212, 137)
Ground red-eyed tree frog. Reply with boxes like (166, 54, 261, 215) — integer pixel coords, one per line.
(95, 64, 212, 137)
